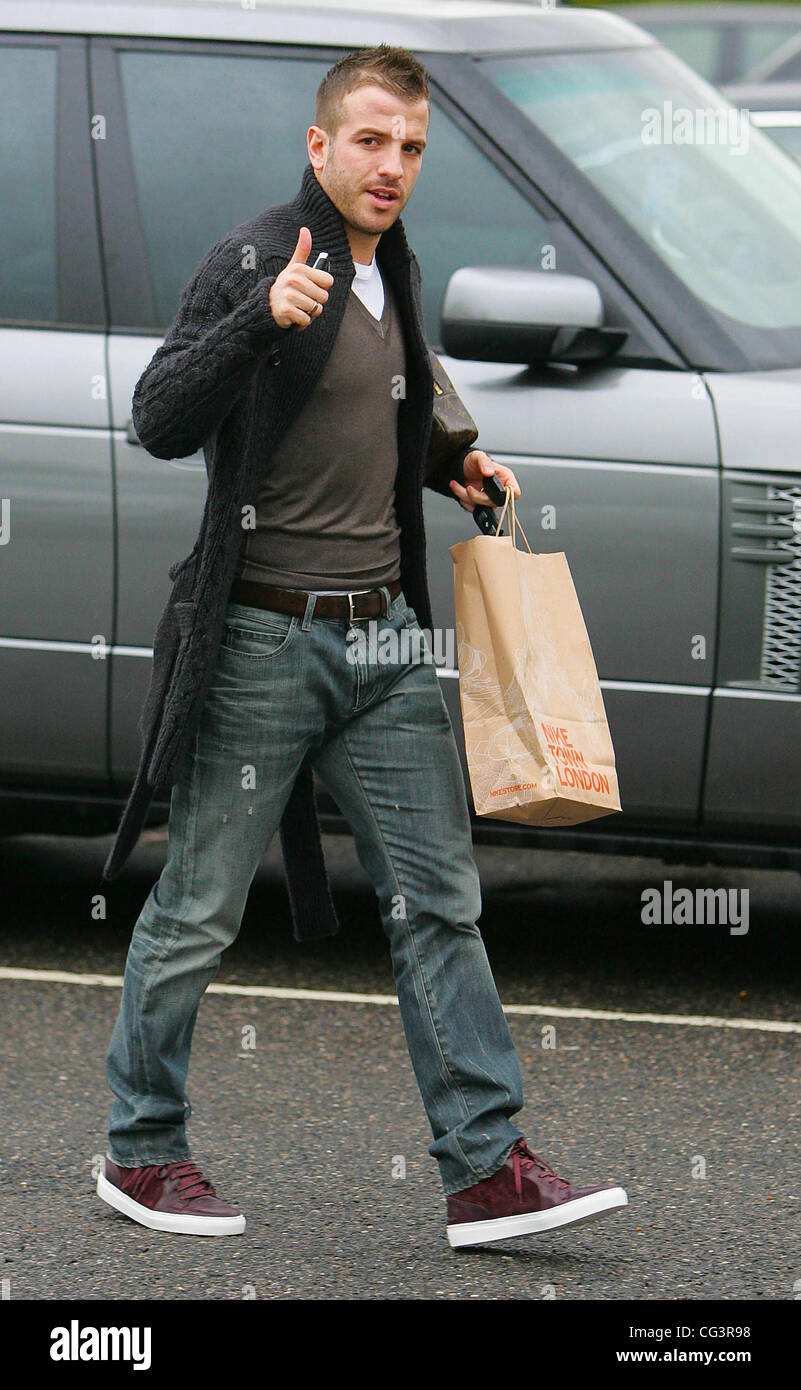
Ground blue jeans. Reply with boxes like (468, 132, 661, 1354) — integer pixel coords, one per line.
(105, 587, 524, 1195)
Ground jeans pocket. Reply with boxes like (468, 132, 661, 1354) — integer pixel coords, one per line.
(221, 603, 297, 660)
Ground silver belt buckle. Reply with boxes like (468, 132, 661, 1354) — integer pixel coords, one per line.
(347, 588, 372, 622)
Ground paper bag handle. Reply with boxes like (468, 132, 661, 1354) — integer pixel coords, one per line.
(496, 483, 533, 554)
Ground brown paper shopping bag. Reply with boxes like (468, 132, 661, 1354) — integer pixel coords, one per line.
(449, 487, 621, 827)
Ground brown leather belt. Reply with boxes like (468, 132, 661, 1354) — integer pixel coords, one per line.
(228, 576, 402, 621)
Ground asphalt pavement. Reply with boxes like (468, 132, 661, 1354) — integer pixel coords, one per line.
(1, 827, 799, 1301)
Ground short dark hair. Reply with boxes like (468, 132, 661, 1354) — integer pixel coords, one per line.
(315, 44, 430, 138)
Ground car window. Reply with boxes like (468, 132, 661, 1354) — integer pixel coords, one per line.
(642, 22, 721, 83)
(400, 102, 552, 341)
(118, 50, 330, 325)
(0, 45, 58, 322)
(761, 122, 801, 163)
(118, 47, 550, 338)
(484, 47, 801, 333)
(771, 50, 801, 82)
(741, 23, 801, 78)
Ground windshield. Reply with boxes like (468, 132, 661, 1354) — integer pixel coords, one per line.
(481, 47, 801, 338)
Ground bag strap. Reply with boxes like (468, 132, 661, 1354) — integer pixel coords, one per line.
(496, 484, 533, 554)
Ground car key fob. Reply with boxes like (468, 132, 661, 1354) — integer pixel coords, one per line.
(472, 471, 510, 534)
(290, 251, 330, 334)
(473, 505, 501, 535)
(482, 471, 509, 506)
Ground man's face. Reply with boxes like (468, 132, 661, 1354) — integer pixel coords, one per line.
(311, 83, 429, 237)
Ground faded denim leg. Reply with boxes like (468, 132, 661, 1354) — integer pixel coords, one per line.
(312, 600, 525, 1196)
(105, 602, 317, 1166)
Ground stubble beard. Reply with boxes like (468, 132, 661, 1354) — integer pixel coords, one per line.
(319, 150, 404, 242)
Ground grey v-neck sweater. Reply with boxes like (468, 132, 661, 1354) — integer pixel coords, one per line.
(235, 276, 406, 589)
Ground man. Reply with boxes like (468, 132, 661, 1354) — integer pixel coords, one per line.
(97, 45, 628, 1248)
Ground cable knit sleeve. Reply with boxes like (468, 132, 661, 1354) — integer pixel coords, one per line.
(131, 239, 287, 460)
(424, 441, 474, 499)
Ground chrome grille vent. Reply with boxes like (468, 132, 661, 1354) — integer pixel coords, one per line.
(760, 484, 801, 691)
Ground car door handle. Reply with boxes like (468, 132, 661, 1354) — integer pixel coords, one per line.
(125, 417, 141, 446)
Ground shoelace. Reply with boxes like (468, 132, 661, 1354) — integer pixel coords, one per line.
(152, 1161, 217, 1202)
(510, 1141, 571, 1200)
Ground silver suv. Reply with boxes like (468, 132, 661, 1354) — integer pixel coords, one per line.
(1, 0, 800, 873)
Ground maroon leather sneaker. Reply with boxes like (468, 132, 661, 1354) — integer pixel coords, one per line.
(97, 1156, 246, 1236)
(446, 1139, 628, 1248)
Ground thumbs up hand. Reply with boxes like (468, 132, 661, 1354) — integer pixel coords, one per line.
(268, 226, 333, 330)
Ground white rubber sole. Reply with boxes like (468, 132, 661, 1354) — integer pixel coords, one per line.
(97, 1172, 246, 1236)
(447, 1185, 629, 1248)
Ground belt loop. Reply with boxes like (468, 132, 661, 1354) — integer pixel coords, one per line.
(378, 584, 391, 618)
(302, 592, 317, 630)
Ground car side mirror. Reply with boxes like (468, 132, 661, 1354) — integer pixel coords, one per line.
(441, 267, 627, 366)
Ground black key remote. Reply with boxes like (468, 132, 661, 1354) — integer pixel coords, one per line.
(472, 471, 510, 534)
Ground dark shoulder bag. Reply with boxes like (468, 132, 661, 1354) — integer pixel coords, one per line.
(426, 347, 479, 476)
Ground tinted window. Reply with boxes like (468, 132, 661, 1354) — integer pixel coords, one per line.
(484, 48, 801, 335)
(0, 46, 58, 322)
(401, 103, 551, 341)
(770, 49, 801, 82)
(119, 51, 330, 323)
(741, 23, 801, 78)
(763, 123, 801, 163)
(120, 49, 550, 339)
(643, 22, 721, 83)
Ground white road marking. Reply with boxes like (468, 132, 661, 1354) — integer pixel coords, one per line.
(0, 966, 799, 1034)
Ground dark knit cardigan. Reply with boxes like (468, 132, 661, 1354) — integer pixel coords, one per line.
(100, 162, 473, 941)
